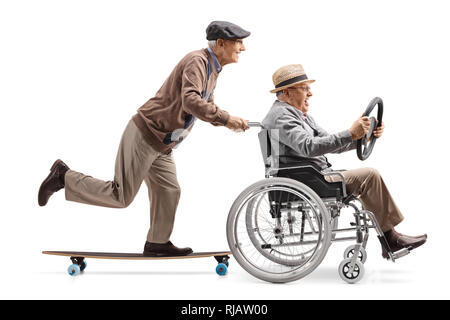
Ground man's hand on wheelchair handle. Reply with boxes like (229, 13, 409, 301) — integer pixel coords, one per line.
(225, 115, 250, 132)
(349, 116, 371, 140)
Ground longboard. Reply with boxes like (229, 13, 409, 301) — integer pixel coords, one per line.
(43, 250, 232, 276)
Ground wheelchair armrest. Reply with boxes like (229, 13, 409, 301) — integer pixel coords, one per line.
(322, 171, 348, 197)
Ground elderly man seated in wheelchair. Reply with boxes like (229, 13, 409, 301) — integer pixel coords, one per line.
(226, 64, 427, 284)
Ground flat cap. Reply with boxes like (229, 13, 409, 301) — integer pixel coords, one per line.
(206, 21, 251, 40)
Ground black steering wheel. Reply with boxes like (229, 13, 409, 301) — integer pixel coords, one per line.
(357, 97, 383, 161)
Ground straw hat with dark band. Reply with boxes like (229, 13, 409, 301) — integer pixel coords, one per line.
(270, 64, 315, 93)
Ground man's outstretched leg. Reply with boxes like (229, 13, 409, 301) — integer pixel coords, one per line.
(327, 167, 427, 258)
(38, 119, 158, 208)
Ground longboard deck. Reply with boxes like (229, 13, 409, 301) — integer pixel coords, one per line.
(42, 250, 232, 260)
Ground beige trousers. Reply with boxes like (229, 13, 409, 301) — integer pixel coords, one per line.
(326, 167, 404, 232)
(65, 120, 181, 243)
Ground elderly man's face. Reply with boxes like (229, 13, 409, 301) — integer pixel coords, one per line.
(285, 84, 313, 113)
(215, 39, 246, 65)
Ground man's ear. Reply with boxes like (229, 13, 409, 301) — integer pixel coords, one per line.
(217, 39, 225, 47)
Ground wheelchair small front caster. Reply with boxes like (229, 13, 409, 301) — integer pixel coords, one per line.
(338, 258, 365, 284)
(343, 245, 367, 264)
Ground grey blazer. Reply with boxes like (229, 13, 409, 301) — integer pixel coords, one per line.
(261, 100, 356, 170)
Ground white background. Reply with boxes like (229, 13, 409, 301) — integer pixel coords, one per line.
(1, 0, 449, 300)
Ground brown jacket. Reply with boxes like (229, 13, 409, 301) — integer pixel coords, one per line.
(132, 49, 230, 154)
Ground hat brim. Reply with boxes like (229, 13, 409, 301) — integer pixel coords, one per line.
(270, 79, 315, 93)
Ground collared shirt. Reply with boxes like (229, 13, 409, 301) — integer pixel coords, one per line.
(207, 47, 222, 73)
(261, 100, 356, 171)
(295, 108, 320, 137)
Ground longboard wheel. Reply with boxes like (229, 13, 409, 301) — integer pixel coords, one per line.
(80, 260, 87, 272)
(68, 264, 81, 276)
(216, 263, 228, 276)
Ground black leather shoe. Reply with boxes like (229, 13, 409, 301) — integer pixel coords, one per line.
(143, 241, 193, 257)
(38, 159, 70, 206)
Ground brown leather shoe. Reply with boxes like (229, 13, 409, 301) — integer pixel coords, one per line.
(394, 230, 428, 240)
(143, 241, 193, 257)
(382, 230, 427, 259)
(38, 159, 70, 206)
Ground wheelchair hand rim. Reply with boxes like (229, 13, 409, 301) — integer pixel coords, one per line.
(245, 187, 323, 267)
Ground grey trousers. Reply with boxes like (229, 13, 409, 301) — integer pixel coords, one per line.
(64, 120, 181, 243)
(326, 167, 404, 232)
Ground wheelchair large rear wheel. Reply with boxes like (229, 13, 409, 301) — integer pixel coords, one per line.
(227, 177, 332, 283)
(245, 193, 319, 267)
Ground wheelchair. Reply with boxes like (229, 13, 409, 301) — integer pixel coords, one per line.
(226, 98, 412, 283)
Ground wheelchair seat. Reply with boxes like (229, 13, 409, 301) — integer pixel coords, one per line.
(258, 128, 346, 200)
(276, 163, 346, 200)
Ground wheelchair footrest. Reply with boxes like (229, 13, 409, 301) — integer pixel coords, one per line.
(391, 246, 412, 260)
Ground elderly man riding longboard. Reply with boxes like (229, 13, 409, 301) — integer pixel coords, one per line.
(38, 21, 251, 257)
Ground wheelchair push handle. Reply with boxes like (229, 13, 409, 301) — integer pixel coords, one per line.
(247, 121, 263, 128)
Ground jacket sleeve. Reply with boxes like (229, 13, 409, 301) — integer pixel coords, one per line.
(207, 92, 224, 127)
(181, 57, 230, 126)
(311, 116, 357, 153)
(276, 113, 354, 157)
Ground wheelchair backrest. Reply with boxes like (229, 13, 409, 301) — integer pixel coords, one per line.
(258, 129, 280, 174)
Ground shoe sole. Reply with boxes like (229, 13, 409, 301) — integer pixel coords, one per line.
(143, 250, 194, 257)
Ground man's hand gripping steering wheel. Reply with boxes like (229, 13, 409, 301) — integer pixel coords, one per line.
(349, 97, 384, 160)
